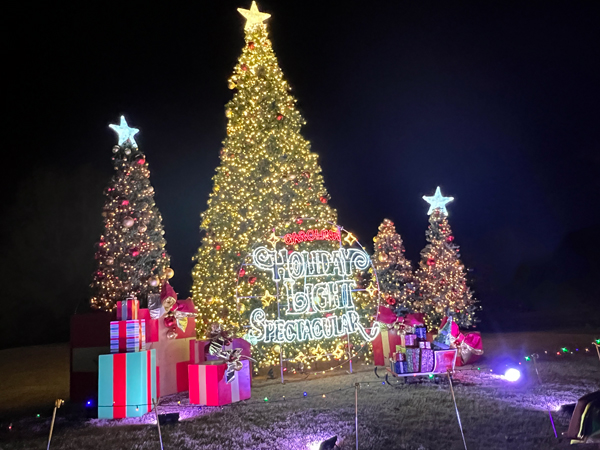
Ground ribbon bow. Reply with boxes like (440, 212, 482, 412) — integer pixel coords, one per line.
(206, 323, 255, 383)
(148, 282, 195, 339)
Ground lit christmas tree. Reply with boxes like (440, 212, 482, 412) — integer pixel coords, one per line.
(372, 218, 416, 316)
(191, 2, 377, 368)
(90, 116, 172, 311)
(414, 187, 477, 328)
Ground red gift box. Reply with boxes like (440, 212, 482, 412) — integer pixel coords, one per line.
(116, 299, 139, 321)
(70, 312, 114, 402)
(372, 326, 403, 366)
(188, 360, 251, 406)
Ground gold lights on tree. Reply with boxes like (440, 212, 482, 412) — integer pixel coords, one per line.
(372, 218, 416, 315)
(414, 193, 478, 328)
(191, 2, 352, 367)
(90, 117, 171, 311)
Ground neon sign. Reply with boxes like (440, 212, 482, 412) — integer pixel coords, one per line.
(246, 246, 380, 344)
(283, 229, 340, 245)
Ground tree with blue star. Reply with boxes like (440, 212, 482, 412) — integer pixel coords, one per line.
(414, 187, 477, 328)
(90, 116, 172, 311)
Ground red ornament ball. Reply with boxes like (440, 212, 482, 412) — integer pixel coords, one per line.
(447, 236, 454, 242)
(241, 64, 248, 71)
(427, 258, 435, 266)
(239, 268, 246, 277)
(320, 196, 327, 204)
(249, 276, 257, 285)
(131, 249, 140, 257)
(386, 297, 396, 305)
(137, 158, 145, 165)
(248, 41, 255, 49)
(276, 114, 283, 121)
(121, 200, 129, 206)
(296, 218, 303, 224)
(215, 244, 221, 251)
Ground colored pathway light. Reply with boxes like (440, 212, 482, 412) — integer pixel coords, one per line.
(561, 347, 568, 353)
(524, 356, 531, 361)
(504, 368, 521, 382)
(303, 392, 307, 397)
(264, 397, 268, 402)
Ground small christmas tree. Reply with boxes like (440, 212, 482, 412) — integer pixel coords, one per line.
(414, 187, 477, 328)
(372, 218, 415, 316)
(90, 116, 172, 311)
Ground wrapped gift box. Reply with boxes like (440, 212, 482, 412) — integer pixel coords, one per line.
(433, 349, 457, 373)
(414, 326, 427, 341)
(188, 360, 251, 406)
(116, 299, 139, 321)
(406, 348, 421, 373)
(110, 320, 146, 353)
(372, 327, 403, 366)
(403, 334, 417, 347)
(98, 349, 157, 419)
(421, 348, 435, 372)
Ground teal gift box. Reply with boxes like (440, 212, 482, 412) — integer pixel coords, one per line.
(98, 349, 157, 419)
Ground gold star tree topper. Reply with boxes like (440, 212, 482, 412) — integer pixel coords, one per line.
(238, 1, 271, 30)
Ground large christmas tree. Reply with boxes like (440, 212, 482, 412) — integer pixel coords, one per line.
(414, 187, 477, 328)
(191, 2, 338, 343)
(372, 218, 416, 316)
(90, 116, 172, 311)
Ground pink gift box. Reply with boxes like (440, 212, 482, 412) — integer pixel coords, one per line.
(116, 299, 139, 321)
(188, 360, 251, 406)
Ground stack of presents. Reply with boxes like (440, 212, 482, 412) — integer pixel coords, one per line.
(372, 307, 483, 375)
(70, 283, 252, 419)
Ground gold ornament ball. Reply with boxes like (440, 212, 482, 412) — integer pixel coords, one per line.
(138, 224, 147, 233)
(124, 148, 131, 155)
(106, 257, 114, 265)
(148, 276, 160, 287)
(238, 303, 246, 313)
(378, 253, 388, 262)
(225, 109, 233, 118)
(164, 268, 175, 279)
(122, 217, 134, 228)
(272, 345, 281, 354)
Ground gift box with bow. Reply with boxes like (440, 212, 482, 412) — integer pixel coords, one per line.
(116, 298, 139, 321)
(98, 349, 157, 419)
(188, 359, 251, 406)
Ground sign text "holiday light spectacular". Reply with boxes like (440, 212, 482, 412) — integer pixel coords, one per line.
(247, 246, 380, 343)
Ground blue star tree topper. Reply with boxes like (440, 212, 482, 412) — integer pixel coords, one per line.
(423, 186, 454, 215)
(109, 116, 139, 147)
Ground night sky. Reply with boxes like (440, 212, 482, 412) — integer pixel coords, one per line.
(6, 1, 600, 329)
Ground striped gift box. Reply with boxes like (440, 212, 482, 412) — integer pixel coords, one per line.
(110, 320, 146, 353)
(188, 360, 251, 406)
(116, 299, 139, 321)
(98, 349, 157, 419)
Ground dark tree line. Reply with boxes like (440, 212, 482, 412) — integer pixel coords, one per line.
(0, 166, 107, 349)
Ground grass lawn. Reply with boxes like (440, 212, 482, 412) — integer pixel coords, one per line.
(0, 332, 598, 449)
